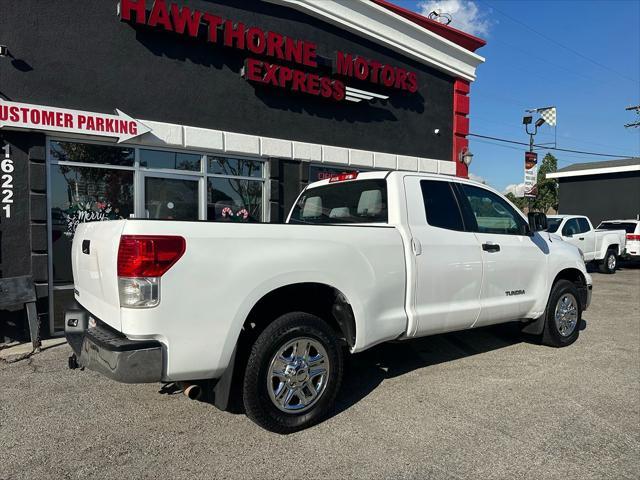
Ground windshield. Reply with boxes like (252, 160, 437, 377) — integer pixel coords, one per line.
(289, 179, 388, 224)
(546, 218, 563, 233)
(597, 222, 637, 233)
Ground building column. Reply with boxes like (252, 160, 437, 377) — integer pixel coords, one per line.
(453, 79, 470, 178)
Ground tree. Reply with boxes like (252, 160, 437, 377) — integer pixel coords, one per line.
(533, 153, 559, 213)
(505, 192, 527, 211)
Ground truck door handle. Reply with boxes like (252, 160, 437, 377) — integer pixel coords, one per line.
(482, 242, 500, 253)
(579, 237, 584, 240)
(411, 238, 422, 256)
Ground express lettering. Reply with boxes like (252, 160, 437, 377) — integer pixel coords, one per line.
(244, 59, 345, 101)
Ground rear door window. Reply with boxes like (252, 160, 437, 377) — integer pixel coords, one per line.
(289, 179, 387, 224)
(420, 180, 465, 231)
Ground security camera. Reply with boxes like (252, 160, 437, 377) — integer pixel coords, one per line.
(0, 45, 8, 57)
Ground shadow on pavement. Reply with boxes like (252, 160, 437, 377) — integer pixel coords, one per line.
(186, 318, 590, 422)
(331, 322, 534, 419)
(330, 317, 587, 420)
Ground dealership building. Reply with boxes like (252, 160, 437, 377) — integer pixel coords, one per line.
(0, 0, 485, 339)
(547, 158, 640, 226)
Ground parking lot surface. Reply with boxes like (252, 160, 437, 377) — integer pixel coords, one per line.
(2, 265, 639, 479)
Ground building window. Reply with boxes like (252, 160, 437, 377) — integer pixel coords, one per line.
(140, 149, 201, 171)
(207, 177, 263, 222)
(48, 140, 266, 333)
(208, 156, 263, 178)
(50, 150, 134, 285)
(206, 155, 264, 222)
(50, 140, 134, 166)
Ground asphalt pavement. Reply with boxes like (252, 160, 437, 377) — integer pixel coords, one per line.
(1, 263, 639, 479)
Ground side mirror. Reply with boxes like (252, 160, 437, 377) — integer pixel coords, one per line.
(528, 212, 547, 232)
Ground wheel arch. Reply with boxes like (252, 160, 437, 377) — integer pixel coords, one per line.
(213, 282, 355, 413)
(523, 267, 587, 336)
(241, 282, 357, 349)
(552, 267, 587, 288)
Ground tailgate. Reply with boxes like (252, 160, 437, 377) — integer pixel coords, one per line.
(72, 220, 126, 331)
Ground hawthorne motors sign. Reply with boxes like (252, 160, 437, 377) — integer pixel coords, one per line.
(0, 100, 151, 142)
(118, 0, 419, 103)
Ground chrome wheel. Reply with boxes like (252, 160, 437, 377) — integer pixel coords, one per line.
(607, 254, 616, 271)
(267, 337, 330, 413)
(554, 293, 578, 337)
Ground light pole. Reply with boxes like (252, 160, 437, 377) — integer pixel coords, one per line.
(522, 115, 545, 212)
(522, 115, 546, 153)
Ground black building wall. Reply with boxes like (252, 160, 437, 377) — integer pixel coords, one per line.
(558, 172, 640, 226)
(0, 0, 461, 339)
(0, 0, 454, 160)
(0, 132, 48, 340)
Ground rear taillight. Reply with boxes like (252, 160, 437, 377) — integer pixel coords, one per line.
(117, 235, 185, 308)
(627, 234, 640, 241)
(118, 235, 185, 277)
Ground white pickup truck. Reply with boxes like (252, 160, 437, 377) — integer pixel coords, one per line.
(546, 215, 626, 273)
(65, 171, 592, 433)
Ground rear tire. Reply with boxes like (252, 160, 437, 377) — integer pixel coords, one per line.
(242, 312, 344, 433)
(598, 249, 617, 274)
(541, 279, 582, 347)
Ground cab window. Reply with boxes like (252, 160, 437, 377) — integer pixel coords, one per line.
(459, 184, 528, 235)
(562, 218, 580, 236)
(577, 218, 591, 233)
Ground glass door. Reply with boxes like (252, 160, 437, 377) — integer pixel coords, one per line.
(141, 172, 200, 220)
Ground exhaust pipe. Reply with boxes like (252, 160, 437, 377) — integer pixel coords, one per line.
(181, 382, 202, 400)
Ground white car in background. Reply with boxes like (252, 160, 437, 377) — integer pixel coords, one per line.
(546, 215, 626, 273)
(597, 219, 640, 259)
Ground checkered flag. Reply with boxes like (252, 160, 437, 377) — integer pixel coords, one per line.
(537, 107, 556, 126)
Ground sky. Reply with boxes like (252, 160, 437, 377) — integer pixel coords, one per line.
(396, 0, 640, 192)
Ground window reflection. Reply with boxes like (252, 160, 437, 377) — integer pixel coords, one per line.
(145, 177, 198, 220)
(207, 156, 263, 178)
(140, 149, 201, 171)
(50, 164, 133, 284)
(207, 178, 262, 222)
(50, 141, 134, 166)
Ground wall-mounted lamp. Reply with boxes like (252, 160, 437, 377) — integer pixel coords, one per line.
(459, 148, 473, 167)
(0, 45, 8, 57)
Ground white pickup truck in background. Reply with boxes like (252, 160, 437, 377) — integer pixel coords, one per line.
(546, 215, 626, 273)
(597, 219, 640, 260)
(65, 171, 592, 433)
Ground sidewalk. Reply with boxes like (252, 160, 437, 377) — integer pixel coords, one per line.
(0, 338, 67, 360)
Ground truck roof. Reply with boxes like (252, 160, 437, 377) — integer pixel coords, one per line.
(305, 170, 488, 190)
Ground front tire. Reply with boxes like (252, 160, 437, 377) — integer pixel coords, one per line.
(243, 312, 344, 433)
(541, 279, 582, 347)
(598, 249, 617, 274)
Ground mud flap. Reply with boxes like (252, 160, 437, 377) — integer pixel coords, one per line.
(521, 315, 546, 336)
(212, 345, 237, 411)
